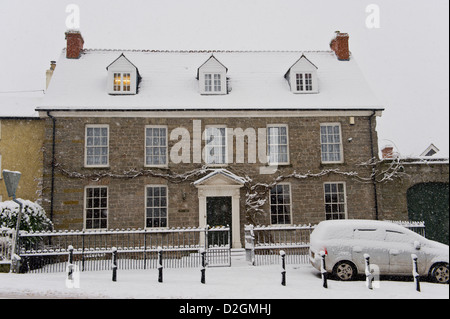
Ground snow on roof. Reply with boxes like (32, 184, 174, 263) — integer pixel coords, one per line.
(0, 91, 44, 118)
(38, 49, 383, 111)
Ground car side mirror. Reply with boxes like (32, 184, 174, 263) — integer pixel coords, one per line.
(414, 241, 421, 250)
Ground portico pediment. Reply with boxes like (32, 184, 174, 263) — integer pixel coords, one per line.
(194, 169, 246, 187)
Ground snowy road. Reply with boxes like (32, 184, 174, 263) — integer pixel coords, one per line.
(0, 263, 448, 299)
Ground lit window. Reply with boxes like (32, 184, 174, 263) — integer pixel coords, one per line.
(113, 72, 131, 92)
(146, 186, 168, 228)
(85, 187, 108, 229)
(320, 123, 343, 163)
(267, 125, 289, 164)
(145, 126, 168, 166)
(114, 73, 121, 91)
(270, 184, 291, 225)
(123, 73, 131, 91)
(86, 125, 109, 167)
(324, 182, 346, 220)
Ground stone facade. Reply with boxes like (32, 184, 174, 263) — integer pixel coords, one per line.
(41, 111, 381, 246)
(378, 159, 449, 220)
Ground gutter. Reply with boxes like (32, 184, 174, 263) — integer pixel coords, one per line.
(369, 110, 379, 220)
(47, 111, 56, 222)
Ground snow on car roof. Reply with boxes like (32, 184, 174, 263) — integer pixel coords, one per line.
(38, 49, 383, 111)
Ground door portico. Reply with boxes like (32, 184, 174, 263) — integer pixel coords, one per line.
(194, 169, 245, 248)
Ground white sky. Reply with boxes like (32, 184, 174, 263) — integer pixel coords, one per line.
(0, 0, 448, 157)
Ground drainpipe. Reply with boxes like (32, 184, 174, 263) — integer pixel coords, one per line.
(47, 111, 56, 222)
(369, 110, 379, 220)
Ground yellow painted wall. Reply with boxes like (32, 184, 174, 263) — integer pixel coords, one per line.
(0, 119, 45, 202)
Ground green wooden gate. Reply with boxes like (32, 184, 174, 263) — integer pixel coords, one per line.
(407, 182, 449, 244)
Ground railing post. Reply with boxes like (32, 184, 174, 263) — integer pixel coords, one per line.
(320, 250, 327, 288)
(411, 254, 420, 292)
(67, 245, 74, 281)
(200, 248, 206, 284)
(112, 247, 117, 282)
(280, 250, 286, 286)
(364, 253, 373, 290)
(158, 246, 163, 283)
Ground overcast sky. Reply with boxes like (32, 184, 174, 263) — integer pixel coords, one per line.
(0, 0, 448, 157)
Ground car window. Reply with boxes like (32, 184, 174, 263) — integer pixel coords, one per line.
(385, 229, 409, 243)
(353, 228, 384, 241)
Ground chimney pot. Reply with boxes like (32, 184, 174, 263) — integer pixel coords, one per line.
(382, 145, 395, 159)
(65, 30, 84, 59)
(330, 31, 350, 61)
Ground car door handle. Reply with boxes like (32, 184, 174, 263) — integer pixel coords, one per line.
(390, 249, 400, 256)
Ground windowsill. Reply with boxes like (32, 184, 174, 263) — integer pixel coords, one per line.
(84, 165, 110, 169)
(144, 165, 169, 169)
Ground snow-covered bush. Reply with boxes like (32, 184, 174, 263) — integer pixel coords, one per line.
(0, 199, 53, 232)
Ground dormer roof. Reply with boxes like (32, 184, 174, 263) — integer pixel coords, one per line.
(284, 54, 318, 79)
(196, 55, 228, 79)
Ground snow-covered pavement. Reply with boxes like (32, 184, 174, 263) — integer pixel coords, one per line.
(0, 261, 448, 299)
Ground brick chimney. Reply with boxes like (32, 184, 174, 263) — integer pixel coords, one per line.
(65, 30, 84, 59)
(381, 145, 394, 159)
(330, 31, 350, 61)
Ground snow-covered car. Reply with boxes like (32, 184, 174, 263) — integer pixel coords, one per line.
(309, 220, 449, 283)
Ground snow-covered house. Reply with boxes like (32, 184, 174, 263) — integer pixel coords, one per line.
(37, 30, 387, 248)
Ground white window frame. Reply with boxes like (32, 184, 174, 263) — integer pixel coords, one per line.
(295, 73, 313, 92)
(113, 72, 131, 92)
(145, 185, 169, 229)
(145, 125, 168, 168)
(84, 186, 108, 230)
(204, 125, 228, 166)
(320, 123, 344, 164)
(269, 183, 292, 225)
(323, 182, 347, 220)
(85, 124, 109, 168)
(203, 73, 223, 93)
(267, 124, 290, 165)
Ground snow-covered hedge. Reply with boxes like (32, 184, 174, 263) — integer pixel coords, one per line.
(0, 199, 53, 232)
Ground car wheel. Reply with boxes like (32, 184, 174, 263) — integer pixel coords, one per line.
(430, 263, 449, 284)
(333, 261, 357, 281)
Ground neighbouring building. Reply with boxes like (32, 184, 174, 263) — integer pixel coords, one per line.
(378, 145, 449, 244)
(0, 92, 45, 203)
(37, 30, 391, 248)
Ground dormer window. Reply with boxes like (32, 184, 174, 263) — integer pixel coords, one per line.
(285, 54, 318, 94)
(205, 73, 222, 92)
(113, 73, 131, 92)
(106, 53, 140, 95)
(197, 55, 228, 95)
(296, 73, 313, 92)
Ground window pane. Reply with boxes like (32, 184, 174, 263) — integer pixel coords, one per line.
(85, 187, 107, 229)
(324, 183, 346, 220)
(267, 126, 288, 164)
(320, 124, 342, 163)
(270, 184, 291, 225)
(146, 186, 168, 228)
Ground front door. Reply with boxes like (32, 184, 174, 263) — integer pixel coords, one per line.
(206, 196, 232, 246)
